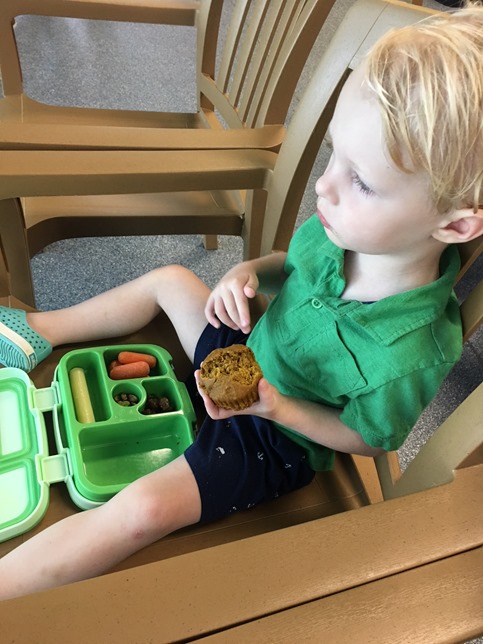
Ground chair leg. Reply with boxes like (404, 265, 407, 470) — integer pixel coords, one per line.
(242, 189, 267, 261)
(0, 198, 36, 307)
(0, 236, 11, 300)
(203, 234, 219, 250)
(351, 455, 384, 504)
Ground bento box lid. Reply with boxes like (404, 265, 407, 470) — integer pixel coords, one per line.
(0, 367, 72, 542)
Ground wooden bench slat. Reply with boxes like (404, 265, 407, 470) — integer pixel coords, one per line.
(1, 465, 481, 643)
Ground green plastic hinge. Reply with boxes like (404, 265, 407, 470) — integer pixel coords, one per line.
(39, 453, 70, 485)
(32, 385, 59, 413)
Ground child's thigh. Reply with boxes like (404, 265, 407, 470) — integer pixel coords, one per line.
(159, 265, 211, 363)
(185, 414, 315, 524)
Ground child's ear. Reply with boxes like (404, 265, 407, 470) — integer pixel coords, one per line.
(432, 206, 483, 244)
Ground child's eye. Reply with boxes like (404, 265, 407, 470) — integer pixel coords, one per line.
(353, 174, 374, 196)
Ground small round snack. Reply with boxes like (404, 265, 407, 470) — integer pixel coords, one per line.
(199, 344, 263, 410)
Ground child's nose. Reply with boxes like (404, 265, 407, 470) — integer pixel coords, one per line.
(315, 167, 338, 205)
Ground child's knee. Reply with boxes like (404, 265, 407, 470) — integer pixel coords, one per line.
(112, 468, 199, 545)
(124, 484, 171, 542)
(153, 263, 195, 284)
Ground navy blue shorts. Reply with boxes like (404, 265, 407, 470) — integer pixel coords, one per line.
(184, 324, 315, 524)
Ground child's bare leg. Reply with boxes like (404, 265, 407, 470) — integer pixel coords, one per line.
(16, 264, 210, 366)
(0, 455, 201, 600)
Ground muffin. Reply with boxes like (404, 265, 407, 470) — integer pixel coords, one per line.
(199, 344, 263, 410)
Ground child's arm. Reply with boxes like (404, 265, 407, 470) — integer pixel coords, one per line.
(205, 252, 287, 333)
(262, 380, 385, 457)
(197, 375, 385, 458)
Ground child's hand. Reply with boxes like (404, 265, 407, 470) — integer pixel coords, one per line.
(205, 263, 259, 334)
(195, 371, 280, 421)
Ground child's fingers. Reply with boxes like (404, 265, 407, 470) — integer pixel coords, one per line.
(218, 290, 251, 332)
(204, 298, 220, 328)
(243, 284, 257, 299)
(234, 294, 252, 333)
(205, 293, 236, 329)
(233, 277, 257, 331)
(206, 293, 246, 332)
(194, 370, 233, 420)
(205, 274, 255, 333)
(212, 298, 240, 330)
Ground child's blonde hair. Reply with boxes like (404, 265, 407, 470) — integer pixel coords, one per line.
(365, 6, 483, 214)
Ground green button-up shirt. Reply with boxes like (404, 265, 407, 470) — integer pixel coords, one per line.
(247, 215, 462, 471)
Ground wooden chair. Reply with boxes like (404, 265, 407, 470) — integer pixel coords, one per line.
(0, 0, 440, 310)
(0, 0, 337, 306)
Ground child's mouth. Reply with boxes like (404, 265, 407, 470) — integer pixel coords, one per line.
(317, 209, 330, 229)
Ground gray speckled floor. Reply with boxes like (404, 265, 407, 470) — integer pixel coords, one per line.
(3, 0, 482, 477)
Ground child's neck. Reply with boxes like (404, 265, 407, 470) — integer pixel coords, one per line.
(341, 249, 442, 302)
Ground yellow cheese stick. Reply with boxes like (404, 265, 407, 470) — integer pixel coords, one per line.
(69, 367, 95, 423)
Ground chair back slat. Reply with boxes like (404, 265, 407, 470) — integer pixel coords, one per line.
(196, 0, 223, 113)
(246, 0, 323, 126)
(460, 280, 483, 342)
(456, 238, 482, 341)
(457, 238, 483, 280)
(221, 1, 272, 106)
(0, 10, 22, 95)
(216, 0, 254, 96)
(237, 2, 301, 124)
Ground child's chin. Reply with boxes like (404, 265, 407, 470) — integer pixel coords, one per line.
(324, 228, 345, 248)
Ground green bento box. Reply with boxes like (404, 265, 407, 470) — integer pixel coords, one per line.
(0, 344, 196, 543)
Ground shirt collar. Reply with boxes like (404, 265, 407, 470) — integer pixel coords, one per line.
(347, 245, 461, 345)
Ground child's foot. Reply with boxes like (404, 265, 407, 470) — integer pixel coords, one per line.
(0, 307, 52, 372)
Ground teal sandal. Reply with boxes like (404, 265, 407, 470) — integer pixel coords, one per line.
(0, 307, 52, 372)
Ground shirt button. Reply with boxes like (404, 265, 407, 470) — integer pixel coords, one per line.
(311, 298, 322, 309)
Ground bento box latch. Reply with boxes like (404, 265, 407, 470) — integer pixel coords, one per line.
(39, 453, 69, 485)
(32, 385, 59, 412)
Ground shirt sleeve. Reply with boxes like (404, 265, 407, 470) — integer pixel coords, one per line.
(340, 361, 458, 451)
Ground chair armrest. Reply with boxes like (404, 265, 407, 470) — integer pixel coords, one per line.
(0, 148, 276, 198)
(0, 123, 286, 152)
(377, 383, 483, 500)
(0, 0, 199, 95)
(205, 548, 483, 642)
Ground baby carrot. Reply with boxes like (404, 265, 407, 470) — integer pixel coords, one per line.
(118, 351, 157, 369)
(108, 359, 121, 372)
(110, 361, 150, 380)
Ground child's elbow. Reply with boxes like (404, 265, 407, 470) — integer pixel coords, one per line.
(358, 442, 387, 458)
